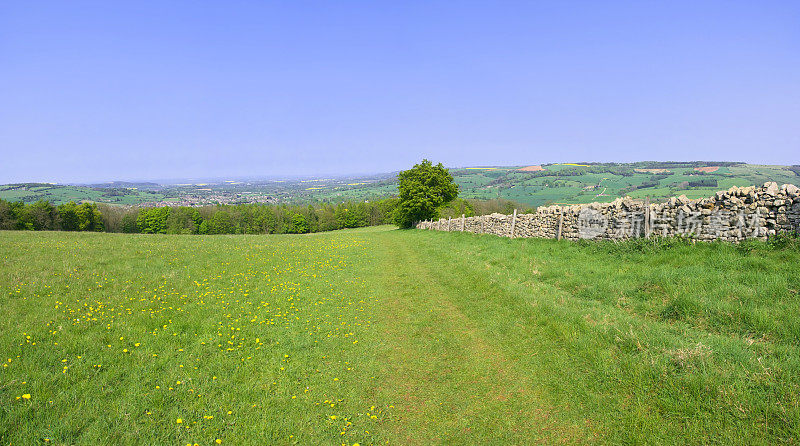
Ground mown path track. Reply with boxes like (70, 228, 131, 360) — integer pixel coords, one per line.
(362, 228, 590, 444)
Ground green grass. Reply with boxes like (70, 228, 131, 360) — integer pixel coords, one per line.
(1, 228, 799, 444)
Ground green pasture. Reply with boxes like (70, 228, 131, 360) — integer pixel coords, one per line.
(2, 227, 798, 444)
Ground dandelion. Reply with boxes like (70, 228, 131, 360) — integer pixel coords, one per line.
(176, 418, 182, 424)
(22, 394, 31, 400)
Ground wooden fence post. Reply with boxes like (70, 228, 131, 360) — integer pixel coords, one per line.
(644, 196, 651, 238)
(461, 214, 465, 231)
(510, 209, 517, 238)
(556, 208, 564, 240)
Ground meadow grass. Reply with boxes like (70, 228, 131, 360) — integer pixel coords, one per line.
(1, 227, 798, 444)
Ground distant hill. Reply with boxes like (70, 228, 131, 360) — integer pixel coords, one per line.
(447, 162, 800, 207)
(2, 162, 798, 207)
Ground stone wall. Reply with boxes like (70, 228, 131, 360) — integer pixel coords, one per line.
(416, 182, 800, 242)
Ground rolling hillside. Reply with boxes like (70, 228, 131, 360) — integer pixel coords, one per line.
(449, 162, 800, 208)
(2, 162, 798, 208)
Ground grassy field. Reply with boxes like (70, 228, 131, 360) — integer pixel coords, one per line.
(1, 228, 799, 444)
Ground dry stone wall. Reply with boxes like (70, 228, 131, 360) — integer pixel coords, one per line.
(416, 182, 800, 242)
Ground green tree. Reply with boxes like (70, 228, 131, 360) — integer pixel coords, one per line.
(253, 206, 277, 234)
(57, 202, 80, 231)
(395, 159, 459, 228)
(136, 207, 170, 234)
(208, 211, 234, 234)
(0, 199, 17, 230)
(121, 213, 139, 233)
(76, 203, 104, 231)
(26, 200, 58, 230)
(305, 204, 319, 233)
(288, 213, 310, 234)
(437, 198, 475, 219)
(166, 207, 202, 234)
(317, 204, 337, 231)
(198, 220, 209, 235)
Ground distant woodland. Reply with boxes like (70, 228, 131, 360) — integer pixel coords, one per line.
(0, 197, 524, 235)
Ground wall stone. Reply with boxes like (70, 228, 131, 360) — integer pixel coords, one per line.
(416, 182, 800, 242)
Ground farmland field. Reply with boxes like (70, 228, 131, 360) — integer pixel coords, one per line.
(1, 228, 799, 444)
(3, 163, 798, 208)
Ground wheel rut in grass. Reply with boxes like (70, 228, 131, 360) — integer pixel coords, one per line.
(366, 230, 586, 444)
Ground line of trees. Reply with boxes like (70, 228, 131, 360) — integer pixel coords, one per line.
(0, 200, 104, 231)
(98, 199, 401, 234)
(0, 198, 399, 234)
(1, 197, 529, 235)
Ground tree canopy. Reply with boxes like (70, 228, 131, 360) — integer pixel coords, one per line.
(395, 159, 459, 228)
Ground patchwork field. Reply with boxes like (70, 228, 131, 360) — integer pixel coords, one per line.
(1, 228, 799, 444)
(3, 163, 798, 208)
(449, 163, 800, 207)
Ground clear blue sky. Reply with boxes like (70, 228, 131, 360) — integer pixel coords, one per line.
(1, 1, 798, 183)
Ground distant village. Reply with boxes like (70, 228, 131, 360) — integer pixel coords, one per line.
(137, 192, 279, 208)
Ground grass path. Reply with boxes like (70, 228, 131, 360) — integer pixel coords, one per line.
(364, 230, 586, 444)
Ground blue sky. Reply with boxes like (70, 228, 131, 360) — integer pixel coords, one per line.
(1, 1, 798, 183)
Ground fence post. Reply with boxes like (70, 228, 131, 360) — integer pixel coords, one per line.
(510, 209, 517, 238)
(557, 208, 564, 240)
(461, 214, 465, 231)
(644, 196, 651, 238)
